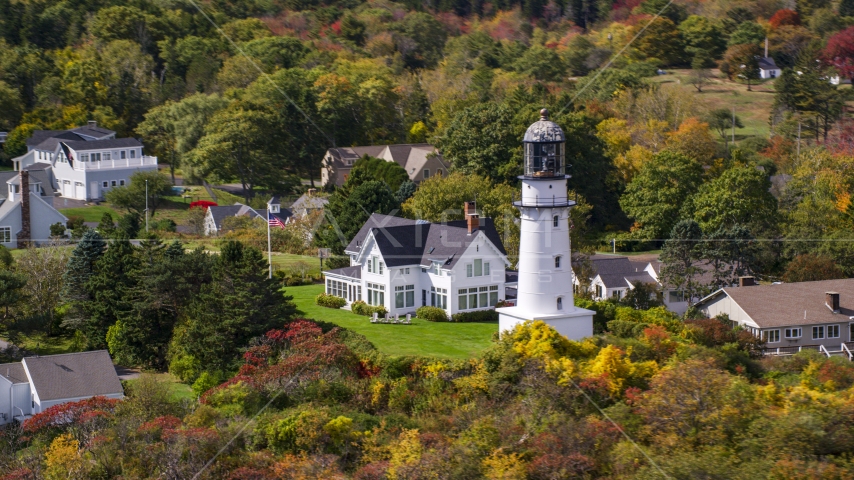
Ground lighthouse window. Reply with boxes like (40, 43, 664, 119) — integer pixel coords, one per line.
(557, 297, 563, 310)
(553, 215, 559, 227)
(555, 256, 562, 268)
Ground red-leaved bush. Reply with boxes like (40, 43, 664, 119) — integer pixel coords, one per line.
(23, 396, 120, 434)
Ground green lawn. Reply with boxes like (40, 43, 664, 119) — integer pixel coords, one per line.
(60, 205, 120, 223)
(15, 332, 80, 355)
(283, 284, 497, 359)
(125, 373, 195, 402)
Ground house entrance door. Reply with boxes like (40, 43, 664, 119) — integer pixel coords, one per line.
(89, 182, 99, 200)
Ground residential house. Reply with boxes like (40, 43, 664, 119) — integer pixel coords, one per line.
(323, 204, 509, 317)
(0, 350, 124, 424)
(759, 39, 781, 79)
(0, 170, 67, 248)
(695, 278, 854, 354)
(320, 144, 450, 187)
(12, 121, 158, 201)
(204, 203, 263, 236)
(572, 254, 718, 315)
(290, 189, 329, 218)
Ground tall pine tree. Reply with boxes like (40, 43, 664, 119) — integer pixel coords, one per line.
(61, 229, 106, 330)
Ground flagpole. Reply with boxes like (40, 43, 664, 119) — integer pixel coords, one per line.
(267, 206, 272, 279)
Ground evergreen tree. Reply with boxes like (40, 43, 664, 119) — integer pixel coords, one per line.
(0, 270, 26, 322)
(660, 220, 705, 305)
(395, 180, 417, 204)
(174, 241, 296, 374)
(84, 236, 138, 349)
(61, 230, 106, 330)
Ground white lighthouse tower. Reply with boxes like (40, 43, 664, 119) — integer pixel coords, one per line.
(496, 109, 594, 340)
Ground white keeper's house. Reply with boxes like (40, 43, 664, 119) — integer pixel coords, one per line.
(11, 121, 158, 201)
(323, 206, 512, 317)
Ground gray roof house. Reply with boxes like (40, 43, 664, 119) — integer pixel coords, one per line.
(320, 144, 450, 187)
(324, 204, 511, 316)
(203, 203, 264, 236)
(12, 121, 158, 201)
(695, 279, 854, 355)
(0, 350, 124, 423)
(0, 170, 67, 248)
(291, 190, 329, 218)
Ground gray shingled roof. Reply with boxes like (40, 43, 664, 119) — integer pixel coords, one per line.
(27, 125, 116, 148)
(0, 363, 28, 384)
(698, 279, 854, 328)
(23, 350, 123, 401)
(62, 138, 142, 151)
(325, 265, 361, 279)
(208, 204, 262, 230)
(347, 213, 506, 269)
(759, 57, 779, 70)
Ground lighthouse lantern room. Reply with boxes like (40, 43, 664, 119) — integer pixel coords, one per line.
(496, 109, 595, 340)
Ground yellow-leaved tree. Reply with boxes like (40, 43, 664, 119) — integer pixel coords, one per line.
(44, 433, 85, 480)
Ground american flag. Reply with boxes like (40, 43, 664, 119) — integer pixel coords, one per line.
(59, 142, 74, 167)
(268, 214, 286, 229)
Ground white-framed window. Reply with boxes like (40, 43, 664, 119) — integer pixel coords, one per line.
(553, 215, 559, 227)
(379, 261, 384, 275)
(130, 149, 136, 159)
(813, 326, 825, 340)
(467, 259, 490, 277)
(829, 325, 840, 338)
(367, 282, 384, 306)
(394, 284, 415, 309)
(489, 285, 498, 305)
(92, 153, 101, 162)
(102, 181, 109, 188)
(436, 169, 443, 177)
(0, 227, 10, 244)
(423, 169, 430, 179)
(668, 291, 685, 303)
(763, 329, 780, 343)
(120, 150, 126, 159)
(431, 287, 447, 309)
(785, 328, 802, 339)
(103, 152, 111, 161)
(111, 180, 117, 187)
(555, 256, 562, 269)
(326, 279, 345, 298)
(557, 296, 563, 310)
(119, 180, 125, 186)
(458, 289, 468, 310)
(80, 154, 89, 162)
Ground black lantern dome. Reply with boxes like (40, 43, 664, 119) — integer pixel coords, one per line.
(522, 109, 566, 178)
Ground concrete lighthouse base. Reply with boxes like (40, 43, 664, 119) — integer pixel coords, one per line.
(496, 306, 595, 341)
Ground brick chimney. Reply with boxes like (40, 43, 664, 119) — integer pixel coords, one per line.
(19, 171, 30, 248)
(465, 201, 479, 234)
(738, 276, 755, 287)
(826, 291, 840, 313)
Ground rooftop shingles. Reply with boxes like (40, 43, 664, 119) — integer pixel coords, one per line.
(23, 350, 123, 401)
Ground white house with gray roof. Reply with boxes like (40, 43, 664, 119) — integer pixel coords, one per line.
(0, 350, 124, 424)
(320, 144, 450, 187)
(0, 168, 67, 248)
(12, 121, 158, 201)
(323, 204, 509, 317)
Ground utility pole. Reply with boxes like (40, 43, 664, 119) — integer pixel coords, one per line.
(267, 205, 272, 279)
(731, 107, 736, 145)
(145, 179, 149, 233)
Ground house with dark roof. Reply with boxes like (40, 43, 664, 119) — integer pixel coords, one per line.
(572, 254, 720, 315)
(320, 144, 450, 187)
(323, 203, 510, 316)
(12, 121, 158, 201)
(203, 203, 264, 236)
(0, 170, 67, 247)
(695, 279, 854, 354)
(290, 189, 329, 218)
(0, 350, 123, 424)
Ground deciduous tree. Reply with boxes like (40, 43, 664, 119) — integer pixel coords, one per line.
(105, 170, 172, 218)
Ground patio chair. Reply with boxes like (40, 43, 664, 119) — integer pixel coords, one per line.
(404, 314, 412, 325)
(371, 312, 378, 323)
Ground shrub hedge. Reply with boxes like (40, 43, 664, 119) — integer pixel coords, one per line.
(450, 309, 499, 323)
(416, 306, 448, 322)
(315, 293, 346, 308)
(351, 300, 388, 317)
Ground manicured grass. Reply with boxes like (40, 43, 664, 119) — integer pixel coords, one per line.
(283, 284, 497, 359)
(15, 332, 80, 356)
(273, 253, 323, 276)
(60, 205, 120, 223)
